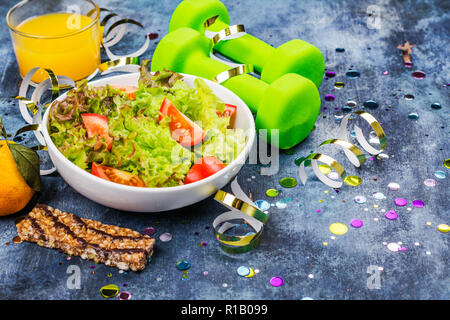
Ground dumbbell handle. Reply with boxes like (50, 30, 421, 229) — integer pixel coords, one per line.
(207, 19, 274, 74)
(179, 52, 268, 113)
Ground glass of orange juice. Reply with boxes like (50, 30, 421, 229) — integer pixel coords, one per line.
(6, 0, 101, 83)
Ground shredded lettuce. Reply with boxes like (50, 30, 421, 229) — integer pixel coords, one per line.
(48, 64, 247, 187)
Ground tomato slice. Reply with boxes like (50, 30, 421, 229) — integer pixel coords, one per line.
(111, 85, 138, 100)
(159, 98, 206, 147)
(81, 113, 113, 151)
(216, 104, 237, 118)
(91, 162, 146, 187)
(184, 156, 226, 184)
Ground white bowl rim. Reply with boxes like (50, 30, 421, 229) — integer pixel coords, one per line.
(41, 72, 256, 193)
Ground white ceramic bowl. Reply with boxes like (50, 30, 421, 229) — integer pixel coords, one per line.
(41, 73, 255, 212)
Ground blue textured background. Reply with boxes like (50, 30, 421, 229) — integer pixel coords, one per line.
(0, 0, 449, 300)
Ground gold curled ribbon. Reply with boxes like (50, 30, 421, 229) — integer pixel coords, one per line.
(214, 64, 254, 84)
(98, 9, 151, 61)
(204, 16, 252, 84)
(299, 111, 386, 188)
(204, 15, 219, 28)
(212, 178, 269, 254)
(211, 24, 246, 46)
(98, 56, 141, 73)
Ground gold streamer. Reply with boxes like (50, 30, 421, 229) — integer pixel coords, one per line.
(98, 56, 140, 73)
(211, 24, 246, 46)
(299, 111, 387, 188)
(213, 64, 254, 84)
(204, 16, 252, 85)
(212, 178, 269, 254)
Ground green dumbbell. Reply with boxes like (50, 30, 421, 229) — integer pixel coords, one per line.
(168, 0, 325, 87)
(151, 27, 320, 149)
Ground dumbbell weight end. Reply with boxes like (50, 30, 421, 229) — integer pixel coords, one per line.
(256, 74, 321, 149)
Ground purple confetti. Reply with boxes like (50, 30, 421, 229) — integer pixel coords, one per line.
(350, 219, 364, 228)
(325, 94, 335, 102)
(394, 198, 407, 207)
(385, 210, 398, 220)
(325, 71, 336, 78)
(412, 200, 424, 208)
(270, 276, 284, 287)
(143, 227, 156, 236)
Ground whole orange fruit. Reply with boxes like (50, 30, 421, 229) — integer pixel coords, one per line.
(0, 140, 35, 216)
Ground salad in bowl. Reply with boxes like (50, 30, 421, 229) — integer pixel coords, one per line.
(42, 62, 255, 212)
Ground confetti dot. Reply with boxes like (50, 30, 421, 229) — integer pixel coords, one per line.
(350, 219, 364, 228)
(385, 210, 398, 220)
(387, 243, 401, 252)
(346, 70, 361, 79)
(118, 291, 131, 300)
(222, 283, 228, 288)
(437, 224, 449, 233)
(411, 70, 426, 79)
(308, 274, 314, 279)
(276, 201, 287, 209)
(344, 176, 362, 186)
(363, 100, 379, 109)
(325, 94, 336, 101)
(270, 276, 284, 287)
(143, 227, 156, 236)
(100, 284, 119, 298)
(377, 153, 390, 161)
(254, 200, 270, 211)
(203, 271, 209, 276)
(444, 159, 450, 169)
(373, 192, 386, 200)
(426, 222, 432, 226)
(329, 223, 348, 235)
(176, 260, 191, 271)
(354, 195, 367, 204)
(434, 171, 446, 179)
(334, 81, 345, 89)
(387, 182, 400, 191)
(245, 268, 256, 278)
(159, 232, 172, 242)
(424, 179, 438, 187)
(394, 198, 407, 207)
(323, 242, 328, 246)
(412, 200, 424, 208)
(431, 102, 442, 109)
(280, 177, 298, 188)
(237, 266, 251, 277)
(266, 189, 279, 197)
(408, 112, 419, 120)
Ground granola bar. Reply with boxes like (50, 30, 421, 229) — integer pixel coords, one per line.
(16, 204, 155, 271)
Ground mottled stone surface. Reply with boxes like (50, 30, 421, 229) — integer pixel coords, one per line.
(0, 0, 448, 300)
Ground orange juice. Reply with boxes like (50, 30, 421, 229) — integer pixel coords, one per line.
(12, 12, 100, 83)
